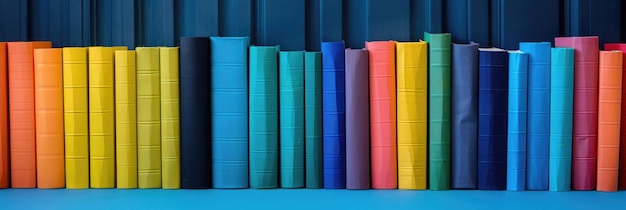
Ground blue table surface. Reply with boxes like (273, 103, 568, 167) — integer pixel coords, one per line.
(0, 189, 623, 210)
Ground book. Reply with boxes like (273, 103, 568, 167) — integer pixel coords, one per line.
(555, 36, 599, 190)
(304, 51, 323, 188)
(179, 37, 212, 189)
(478, 48, 508, 190)
(257, 0, 305, 51)
(345, 48, 370, 190)
(34, 48, 65, 189)
(507, 51, 529, 191)
(136, 47, 162, 189)
(451, 42, 479, 189)
(93, 0, 135, 48)
(89, 46, 128, 188)
(564, 0, 622, 46)
(491, 0, 560, 49)
(0, 42, 7, 188)
(115, 50, 137, 189)
(249, 46, 280, 189)
(596, 50, 623, 192)
(425, 33, 452, 190)
(210, 37, 250, 189)
(603, 43, 626, 190)
(7, 41, 52, 188)
(445, 0, 489, 47)
(279, 51, 305, 188)
(160, 47, 180, 189)
(62, 47, 89, 189)
(321, 41, 346, 189)
(397, 41, 428, 190)
(519, 42, 551, 190)
(175, 0, 218, 40)
(365, 41, 397, 189)
(549, 47, 575, 192)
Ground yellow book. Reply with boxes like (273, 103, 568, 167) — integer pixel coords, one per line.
(396, 41, 428, 189)
(136, 47, 161, 188)
(89, 46, 127, 188)
(160, 47, 180, 189)
(115, 50, 137, 188)
(62, 47, 89, 189)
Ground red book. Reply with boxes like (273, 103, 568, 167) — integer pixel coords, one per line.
(0, 42, 8, 188)
(604, 43, 626, 190)
(554, 37, 599, 190)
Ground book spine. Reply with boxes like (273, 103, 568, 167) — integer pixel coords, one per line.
(88, 47, 117, 188)
(8, 41, 52, 188)
(34, 48, 65, 188)
(114, 50, 137, 189)
(62, 47, 89, 189)
(210, 37, 250, 189)
(549, 47, 574, 191)
(136, 47, 162, 188)
(555, 36, 599, 190)
(257, 0, 305, 51)
(179, 37, 211, 189)
(0, 42, 7, 188)
(451, 43, 479, 189)
(249, 46, 280, 189)
(304, 51, 323, 188)
(478, 49, 508, 190)
(365, 41, 397, 189)
(345, 48, 370, 190)
(507, 51, 529, 191)
(519, 42, 551, 190)
(160, 47, 180, 189)
(602, 43, 626, 190)
(424, 33, 451, 190)
(597, 50, 623, 192)
(321, 41, 346, 189)
(397, 42, 428, 190)
(279, 51, 305, 188)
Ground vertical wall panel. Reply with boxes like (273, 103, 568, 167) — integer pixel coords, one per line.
(564, 0, 621, 46)
(63, 0, 90, 46)
(30, 0, 62, 46)
(320, 0, 343, 43)
(138, 0, 175, 47)
(218, 0, 254, 39)
(0, 0, 28, 41)
(256, 0, 305, 51)
(365, 0, 410, 42)
(411, 0, 443, 41)
(344, 0, 365, 48)
(305, 0, 321, 51)
(175, 0, 218, 44)
(445, 0, 489, 46)
(92, 0, 135, 48)
(491, 0, 560, 49)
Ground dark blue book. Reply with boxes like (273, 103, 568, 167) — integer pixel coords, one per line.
(564, 0, 622, 46)
(210, 37, 250, 189)
(445, 0, 489, 47)
(491, 0, 559, 49)
(451, 42, 479, 189)
(478, 48, 509, 190)
(321, 41, 346, 189)
(180, 37, 212, 189)
(257, 0, 305, 51)
(519, 42, 551, 190)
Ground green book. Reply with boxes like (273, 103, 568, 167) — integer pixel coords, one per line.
(279, 51, 305, 188)
(425, 32, 452, 190)
(249, 46, 280, 188)
(304, 52, 323, 188)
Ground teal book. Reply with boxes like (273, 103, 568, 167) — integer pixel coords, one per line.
(549, 47, 575, 192)
(305, 51, 323, 188)
(249, 46, 280, 189)
(279, 51, 305, 188)
(425, 32, 452, 190)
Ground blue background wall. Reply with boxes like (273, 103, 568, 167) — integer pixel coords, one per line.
(0, 0, 623, 50)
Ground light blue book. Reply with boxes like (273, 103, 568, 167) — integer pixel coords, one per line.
(507, 51, 529, 191)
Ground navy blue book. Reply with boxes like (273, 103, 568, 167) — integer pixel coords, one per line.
(321, 41, 346, 189)
(445, 0, 489, 47)
(491, 0, 559, 49)
(564, 0, 622, 46)
(451, 42, 479, 189)
(210, 37, 250, 189)
(478, 48, 509, 190)
(180, 37, 212, 189)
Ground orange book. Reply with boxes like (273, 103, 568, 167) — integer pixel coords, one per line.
(0, 42, 8, 188)
(7, 41, 52, 188)
(365, 41, 397, 189)
(597, 50, 623, 192)
(34, 49, 65, 188)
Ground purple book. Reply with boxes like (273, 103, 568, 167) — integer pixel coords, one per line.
(345, 49, 370, 189)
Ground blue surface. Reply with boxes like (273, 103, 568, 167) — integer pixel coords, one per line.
(1, 189, 625, 209)
(175, 0, 219, 41)
(210, 37, 250, 189)
(507, 51, 529, 191)
(137, 0, 175, 47)
(445, 0, 489, 47)
(218, 0, 253, 38)
(256, 0, 305, 51)
(491, 0, 560, 49)
(564, 0, 622, 46)
(92, 0, 135, 48)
